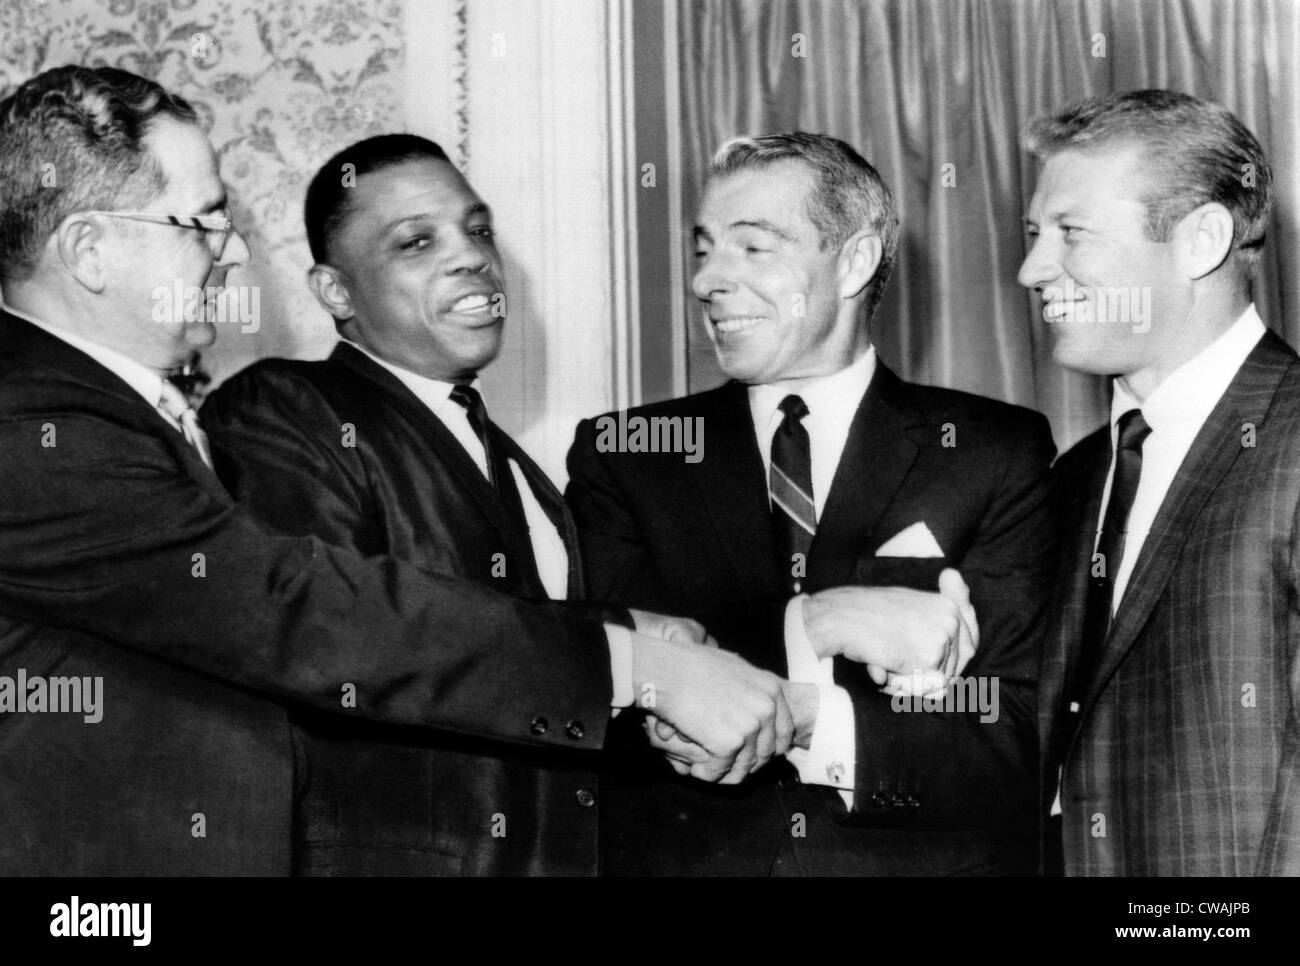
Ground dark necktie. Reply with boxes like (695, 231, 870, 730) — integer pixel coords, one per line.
(770, 394, 816, 594)
(449, 385, 539, 580)
(1074, 408, 1151, 704)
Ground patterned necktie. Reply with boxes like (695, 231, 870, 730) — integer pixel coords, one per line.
(449, 384, 537, 555)
(1074, 408, 1151, 703)
(158, 379, 214, 470)
(770, 394, 816, 594)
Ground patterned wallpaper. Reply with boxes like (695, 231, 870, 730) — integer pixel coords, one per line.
(0, 0, 410, 382)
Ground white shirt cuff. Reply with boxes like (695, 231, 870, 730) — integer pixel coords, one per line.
(783, 596, 856, 808)
(783, 594, 832, 684)
(604, 622, 635, 710)
(787, 685, 856, 807)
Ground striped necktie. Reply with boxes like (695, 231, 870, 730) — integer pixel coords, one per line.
(158, 379, 214, 470)
(770, 394, 816, 594)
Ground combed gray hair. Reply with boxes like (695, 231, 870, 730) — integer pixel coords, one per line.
(710, 132, 900, 321)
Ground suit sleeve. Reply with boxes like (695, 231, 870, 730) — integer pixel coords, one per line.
(835, 410, 1055, 830)
(565, 416, 675, 610)
(1256, 486, 1300, 874)
(204, 370, 632, 627)
(566, 417, 789, 672)
(0, 403, 612, 753)
(201, 369, 383, 555)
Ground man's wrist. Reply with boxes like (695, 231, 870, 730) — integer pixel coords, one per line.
(800, 594, 841, 660)
(781, 680, 820, 749)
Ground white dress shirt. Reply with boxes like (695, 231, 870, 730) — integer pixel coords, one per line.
(1051, 303, 1265, 816)
(1102, 305, 1266, 609)
(749, 346, 879, 804)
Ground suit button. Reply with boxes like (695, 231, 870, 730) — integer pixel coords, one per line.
(872, 791, 889, 807)
(575, 788, 596, 807)
(891, 792, 909, 808)
(530, 716, 548, 736)
(565, 720, 585, 740)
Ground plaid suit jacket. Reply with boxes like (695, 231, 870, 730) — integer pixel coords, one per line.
(1042, 328, 1300, 876)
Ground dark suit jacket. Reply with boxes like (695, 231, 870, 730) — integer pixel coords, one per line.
(566, 362, 1056, 875)
(1042, 328, 1300, 876)
(0, 311, 612, 875)
(202, 342, 615, 875)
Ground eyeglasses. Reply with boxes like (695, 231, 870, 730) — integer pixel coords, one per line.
(87, 210, 235, 255)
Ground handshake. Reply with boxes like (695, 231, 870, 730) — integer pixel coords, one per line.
(624, 568, 978, 785)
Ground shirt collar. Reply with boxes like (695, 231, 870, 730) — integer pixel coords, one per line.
(1110, 304, 1266, 436)
(747, 344, 878, 430)
(340, 338, 483, 416)
(1, 301, 166, 410)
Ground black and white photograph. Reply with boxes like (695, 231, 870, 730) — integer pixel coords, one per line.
(0, 0, 1293, 949)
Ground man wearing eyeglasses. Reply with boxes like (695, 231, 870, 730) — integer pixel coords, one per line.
(0, 65, 793, 875)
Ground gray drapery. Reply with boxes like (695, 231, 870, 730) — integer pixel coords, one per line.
(676, 0, 1299, 450)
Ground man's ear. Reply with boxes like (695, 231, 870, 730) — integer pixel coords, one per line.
(838, 229, 883, 300)
(51, 213, 108, 294)
(308, 263, 354, 321)
(1177, 201, 1234, 281)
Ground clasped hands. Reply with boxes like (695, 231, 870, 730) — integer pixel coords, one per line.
(625, 568, 978, 785)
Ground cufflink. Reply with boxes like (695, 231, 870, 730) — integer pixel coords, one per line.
(825, 760, 846, 785)
(1069, 701, 1080, 713)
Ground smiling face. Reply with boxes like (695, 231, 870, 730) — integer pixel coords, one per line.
(317, 158, 505, 382)
(691, 162, 867, 386)
(1018, 143, 1191, 381)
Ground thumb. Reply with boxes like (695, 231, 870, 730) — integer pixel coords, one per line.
(939, 568, 980, 652)
(938, 567, 969, 604)
(652, 717, 679, 742)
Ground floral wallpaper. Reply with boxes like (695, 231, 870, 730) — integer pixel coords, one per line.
(0, 0, 410, 382)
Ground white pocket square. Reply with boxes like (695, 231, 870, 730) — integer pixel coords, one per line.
(875, 522, 944, 558)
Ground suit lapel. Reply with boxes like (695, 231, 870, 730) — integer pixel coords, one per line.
(0, 311, 230, 501)
(810, 363, 925, 588)
(1041, 430, 1108, 763)
(691, 382, 784, 594)
(330, 344, 545, 594)
(1079, 330, 1297, 718)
